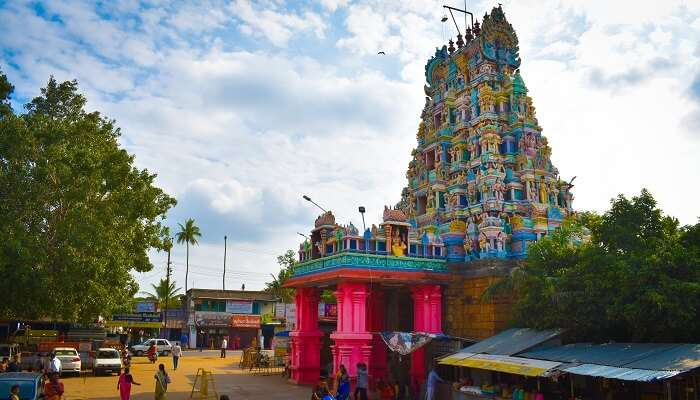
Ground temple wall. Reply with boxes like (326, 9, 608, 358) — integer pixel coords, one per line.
(444, 259, 518, 340)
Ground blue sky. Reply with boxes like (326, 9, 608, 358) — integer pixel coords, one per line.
(2, 0, 700, 292)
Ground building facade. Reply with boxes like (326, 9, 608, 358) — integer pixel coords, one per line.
(285, 4, 574, 387)
(185, 289, 280, 350)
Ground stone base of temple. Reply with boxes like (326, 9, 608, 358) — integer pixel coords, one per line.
(445, 259, 518, 340)
(330, 332, 373, 377)
(290, 330, 323, 385)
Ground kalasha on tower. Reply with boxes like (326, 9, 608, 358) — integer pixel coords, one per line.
(397, 4, 574, 262)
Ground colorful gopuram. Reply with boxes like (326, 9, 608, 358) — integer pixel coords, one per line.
(285, 4, 574, 388)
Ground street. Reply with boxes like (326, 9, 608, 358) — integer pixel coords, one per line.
(61, 350, 308, 400)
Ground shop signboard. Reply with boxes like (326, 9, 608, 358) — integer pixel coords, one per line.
(107, 313, 162, 328)
(135, 301, 158, 313)
(230, 314, 261, 328)
(226, 300, 253, 314)
(194, 311, 231, 327)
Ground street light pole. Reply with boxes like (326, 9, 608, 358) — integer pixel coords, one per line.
(358, 206, 367, 232)
(223, 235, 227, 291)
(302, 195, 328, 213)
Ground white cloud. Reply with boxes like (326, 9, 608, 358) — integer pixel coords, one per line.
(230, 0, 326, 46)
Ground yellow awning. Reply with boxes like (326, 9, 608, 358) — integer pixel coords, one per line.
(440, 352, 561, 377)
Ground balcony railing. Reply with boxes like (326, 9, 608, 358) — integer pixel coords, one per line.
(293, 252, 448, 277)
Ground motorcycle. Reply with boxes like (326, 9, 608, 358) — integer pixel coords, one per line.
(147, 349, 158, 364)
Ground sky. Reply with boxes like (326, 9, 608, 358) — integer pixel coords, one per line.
(1, 0, 699, 293)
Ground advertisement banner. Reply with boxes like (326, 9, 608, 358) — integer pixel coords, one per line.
(275, 303, 286, 319)
(285, 303, 296, 330)
(194, 311, 232, 327)
(135, 301, 158, 313)
(112, 313, 161, 323)
(324, 303, 338, 318)
(226, 300, 253, 314)
(230, 314, 261, 328)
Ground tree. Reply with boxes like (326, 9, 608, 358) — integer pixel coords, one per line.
(175, 218, 201, 293)
(0, 76, 176, 322)
(0, 69, 13, 117)
(485, 189, 700, 342)
(141, 278, 183, 309)
(265, 250, 297, 303)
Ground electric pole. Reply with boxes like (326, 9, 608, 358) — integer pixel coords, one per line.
(164, 239, 172, 331)
(223, 235, 227, 290)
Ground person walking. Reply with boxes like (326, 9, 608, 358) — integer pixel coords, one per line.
(44, 373, 64, 400)
(335, 364, 350, 400)
(354, 363, 368, 400)
(220, 337, 228, 358)
(8, 384, 20, 400)
(171, 342, 182, 370)
(426, 365, 445, 400)
(117, 367, 141, 400)
(154, 364, 171, 400)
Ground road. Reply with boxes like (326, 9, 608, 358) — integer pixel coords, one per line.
(61, 350, 309, 400)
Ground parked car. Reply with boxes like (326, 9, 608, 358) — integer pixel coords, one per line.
(53, 347, 81, 375)
(129, 339, 172, 356)
(93, 348, 122, 375)
(0, 372, 45, 400)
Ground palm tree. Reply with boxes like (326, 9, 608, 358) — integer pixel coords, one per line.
(141, 278, 183, 309)
(175, 218, 201, 293)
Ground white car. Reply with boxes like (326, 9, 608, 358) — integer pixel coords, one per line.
(53, 347, 81, 375)
(93, 348, 122, 375)
(129, 339, 172, 356)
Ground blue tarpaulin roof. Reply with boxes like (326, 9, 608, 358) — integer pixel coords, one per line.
(459, 328, 564, 356)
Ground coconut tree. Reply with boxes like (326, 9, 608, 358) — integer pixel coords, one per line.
(141, 279, 183, 309)
(175, 218, 201, 293)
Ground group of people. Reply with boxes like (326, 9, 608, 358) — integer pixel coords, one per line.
(1, 352, 65, 400)
(312, 363, 445, 400)
(0, 355, 21, 373)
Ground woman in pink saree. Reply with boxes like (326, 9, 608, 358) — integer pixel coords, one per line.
(117, 367, 141, 400)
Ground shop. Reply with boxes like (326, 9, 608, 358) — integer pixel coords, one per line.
(440, 329, 700, 400)
(185, 288, 280, 350)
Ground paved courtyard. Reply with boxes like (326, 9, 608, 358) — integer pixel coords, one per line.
(61, 350, 309, 400)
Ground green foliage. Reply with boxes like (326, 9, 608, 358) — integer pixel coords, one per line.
(0, 76, 176, 322)
(140, 278, 183, 309)
(0, 69, 13, 117)
(265, 250, 297, 303)
(175, 218, 201, 292)
(488, 189, 700, 342)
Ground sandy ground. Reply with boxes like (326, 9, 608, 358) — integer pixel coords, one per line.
(60, 350, 310, 400)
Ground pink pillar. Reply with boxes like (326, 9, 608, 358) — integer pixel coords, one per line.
(330, 282, 373, 379)
(368, 290, 387, 382)
(290, 287, 323, 385)
(410, 284, 442, 385)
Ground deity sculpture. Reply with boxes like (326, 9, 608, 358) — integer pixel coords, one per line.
(391, 230, 407, 257)
(539, 180, 547, 204)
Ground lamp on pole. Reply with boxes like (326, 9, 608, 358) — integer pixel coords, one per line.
(297, 232, 309, 240)
(302, 195, 327, 213)
(358, 206, 366, 232)
(222, 235, 227, 291)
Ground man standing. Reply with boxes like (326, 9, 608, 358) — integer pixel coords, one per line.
(355, 363, 368, 400)
(220, 337, 228, 358)
(48, 353, 61, 375)
(426, 365, 445, 400)
(7, 354, 21, 372)
(172, 342, 182, 370)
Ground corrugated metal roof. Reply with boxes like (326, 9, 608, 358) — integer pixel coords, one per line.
(521, 343, 678, 367)
(624, 344, 700, 371)
(440, 352, 562, 377)
(561, 364, 681, 382)
(459, 328, 564, 356)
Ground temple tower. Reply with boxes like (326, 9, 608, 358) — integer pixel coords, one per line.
(398, 5, 574, 339)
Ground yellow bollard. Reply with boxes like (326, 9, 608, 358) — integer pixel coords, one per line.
(190, 368, 219, 399)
